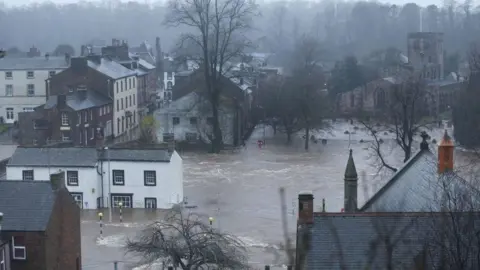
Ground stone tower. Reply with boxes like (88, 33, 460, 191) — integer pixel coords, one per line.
(344, 149, 358, 213)
(407, 32, 444, 80)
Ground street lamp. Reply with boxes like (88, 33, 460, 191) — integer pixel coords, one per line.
(118, 202, 123, 223)
(208, 217, 214, 226)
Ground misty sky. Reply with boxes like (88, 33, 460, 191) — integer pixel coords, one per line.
(3, 0, 444, 8)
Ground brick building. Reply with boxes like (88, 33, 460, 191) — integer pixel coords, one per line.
(0, 180, 81, 270)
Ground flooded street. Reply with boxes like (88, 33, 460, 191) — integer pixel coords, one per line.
(81, 122, 476, 269)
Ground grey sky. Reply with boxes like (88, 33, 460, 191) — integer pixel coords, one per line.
(3, 0, 443, 8)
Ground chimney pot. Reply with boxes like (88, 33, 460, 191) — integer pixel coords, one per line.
(298, 191, 314, 224)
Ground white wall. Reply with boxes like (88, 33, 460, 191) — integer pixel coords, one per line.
(155, 93, 235, 145)
(100, 151, 183, 208)
(113, 75, 138, 137)
(6, 166, 100, 209)
(5, 151, 184, 209)
(0, 69, 64, 123)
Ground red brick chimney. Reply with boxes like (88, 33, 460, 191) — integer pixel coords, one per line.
(438, 130, 454, 173)
(298, 191, 314, 224)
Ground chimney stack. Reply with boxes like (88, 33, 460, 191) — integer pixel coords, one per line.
(438, 130, 454, 173)
(420, 131, 429, 151)
(298, 191, 314, 224)
(58, 95, 67, 109)
(344, 149, 358, 213)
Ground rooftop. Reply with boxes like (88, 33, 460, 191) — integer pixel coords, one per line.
(44, 90, 111, 111)
(0, 56, 69, 70)
(7, 147, 173, 168)
(87, 58, 136, 79)
(0, 181, 56, 231)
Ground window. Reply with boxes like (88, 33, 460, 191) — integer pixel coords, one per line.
(133, 111, 136, 123)
(67, 171, 79, 186)
(83, 111, 87, 122)
(5, 71, 12, 79)
(167, 72, 172, 80)
(133, 94, 136, 105)
(173, 117, 180, 125)
(129, 95, 132, 107)
(116, 99, 119, 112)
(129, 78, 132, 89)
(120, 81, 123, 91)
(27, 84, 35, 96)
(167, 81, 173, 90)
(105, 120, 112, 136)
(121, 98, 124, 110)
(186, 132, 198, 142)
(113, 170, 125, 185)
(70, 193, 83, 209)
(117, 118, 120, 134)
(6, 108, 13, 120)
(26, 71, 34, 79)
(107, 105, 110, 114)
(189, 117, 197, 125)
(5, 84, 13, 96)
(133, 78, 136, 88)
(61, 112, 69, 126)
(144, 171, 156, 186)
(49, 70, 56, 77)
(62, 132, 70, 142)
(121, 116, 125, 132)
(111, 194, 132, 208)
(89, 110, 93, 121)
(145, 198, 157, 209)
(12, 236, 26, 260)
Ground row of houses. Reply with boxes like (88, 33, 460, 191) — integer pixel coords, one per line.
(7, 40, 158, 146)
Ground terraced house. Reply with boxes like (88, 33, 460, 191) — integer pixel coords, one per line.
(0, 54, 70, 124)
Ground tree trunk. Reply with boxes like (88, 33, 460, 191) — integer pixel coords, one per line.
(211, 102, 223, 153)
(304, 126, 310, 151)
(286, 130, 292, 144)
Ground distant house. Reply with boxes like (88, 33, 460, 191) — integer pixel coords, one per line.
(5, 147, 184, 209)
(155, 69, 253, 146)
(0, 55, 69, 124)
(295, 131, 480, 269)
(129, 41, 156, 66)
(0, 180, 81, 270)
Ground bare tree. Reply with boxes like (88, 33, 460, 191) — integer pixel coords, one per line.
(165, 0, 258, 153)
(358, 75, 431, 172)
(125, 207, 248, 269)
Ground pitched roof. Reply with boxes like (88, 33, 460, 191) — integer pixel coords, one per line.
(307, 212, 480, 269)
(0, 181, 56, 231)
(359, 148, 475, 212)
(8, 147, 98, 168)
(0, 56, 69, 70)
(98, 148, 172, 162)
(44, 90, 112, 111)
(87, 58, 136, 79)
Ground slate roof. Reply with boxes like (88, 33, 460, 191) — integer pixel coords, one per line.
(0, 56, 69, 70)
(98, 148, 172, 162)
(87, 58, 136, 79)
(44, 90, 111, 111)
(0, 181, 55, 231)
(307, 212, 480, 269)
(359, 148, 476, 212)
(8, 147, 98, 167)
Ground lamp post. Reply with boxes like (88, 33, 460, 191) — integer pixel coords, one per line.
(104, 146, 112, 223)
(208, 217, 214, 226)
(118, 202, 123, 223)
(98, 212, 104, 238)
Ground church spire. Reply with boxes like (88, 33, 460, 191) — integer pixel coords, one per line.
(344, 149, 358, 213)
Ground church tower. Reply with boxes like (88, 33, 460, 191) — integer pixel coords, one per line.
(407, 32, 444, 80)
(438, 130, 454, 174)
(344, 149, 358, 213)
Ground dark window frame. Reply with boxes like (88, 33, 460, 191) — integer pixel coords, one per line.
(70, 192, 83, 209)
(67, 171, 79, 186)
(172, 117, 180, 125)
(144, 170, 157, 186)
(189, 117, 197, 125)
(22, 170, 34, 181)
(144, 197, 157, 209)
(112, 170, 125, 186)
